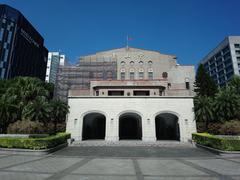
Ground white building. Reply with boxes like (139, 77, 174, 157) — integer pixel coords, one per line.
(45, 52, 69, 84)
(66, 47, 196, 142)
(200, 36, 240, 87)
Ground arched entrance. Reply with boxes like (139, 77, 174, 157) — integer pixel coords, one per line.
(119, 113, 142, 140)
(82, 113, 106, 140)
(155, 113, 180, 140)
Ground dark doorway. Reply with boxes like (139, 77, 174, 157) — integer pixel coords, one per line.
(119, 113, 142, 140)
(82, 113, 106, 140)
(155, 113, 180, 140)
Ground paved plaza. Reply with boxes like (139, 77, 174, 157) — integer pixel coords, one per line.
(0, 145, 240, 180)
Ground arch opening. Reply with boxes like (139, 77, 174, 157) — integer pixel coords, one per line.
(119, 113, 142, 140)
(155, 113, 180, 141)
(82, 113, 106, 140)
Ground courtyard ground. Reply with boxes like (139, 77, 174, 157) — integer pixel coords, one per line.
(0, 144, 240, 180)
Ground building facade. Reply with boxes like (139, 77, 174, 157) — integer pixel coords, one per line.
(45, 52, 69, 84)
(66, 47, 196, 142)
(200, 36, 240, 87)
(0, 4, 48, 80)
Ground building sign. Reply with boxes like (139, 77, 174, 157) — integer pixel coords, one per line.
(20, 28, 39, 47)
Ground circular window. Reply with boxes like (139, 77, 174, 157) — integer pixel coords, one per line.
(162, 72, 168, 78)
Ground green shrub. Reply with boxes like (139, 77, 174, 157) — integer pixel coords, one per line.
(7, 120, 46, 134)
(192, 133, 240, 151)
(0, 133, 71, 150)
(219, 120, 240, 135)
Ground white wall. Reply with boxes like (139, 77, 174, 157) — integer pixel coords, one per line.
(66, 96, 196, 142)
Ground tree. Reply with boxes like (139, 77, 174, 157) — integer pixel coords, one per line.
(214, 87, 240, 121)
(22, 96, 51, 125)
(228, 75, 240, 95)
(5, 77, 50, 120)
(49, 99, 69, 133)
(194, 96, 214, 130)
(194, 64, 218, 97)
(0, 95, 18, 133)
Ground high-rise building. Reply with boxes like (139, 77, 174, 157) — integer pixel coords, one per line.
(45, 52, 69, 84)
(0, 4, 48, 80)
(200, 36, 240, 87)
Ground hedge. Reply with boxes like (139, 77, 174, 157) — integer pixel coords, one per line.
(0, 133, 71, 150)
(192, 133, 240, 151)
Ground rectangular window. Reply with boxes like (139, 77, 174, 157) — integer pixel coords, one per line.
(139, 72, 144, 79)
(236, 50, 240, 55)
(237, 57, 240, 62)
(108, 90, 124, 96)
(234, 44, 240, 48)
(148, 72, 153, 80)
(96, 90, 99, 96)
(130, 72, 134, 80)
(120, 72, 125, 80)
(185, 82, 190, 89)
(133, 90, 150, 96)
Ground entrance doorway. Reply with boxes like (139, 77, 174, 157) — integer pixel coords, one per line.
(119, 113, 142, 140)
(82, 113, 106, 140)
(155, 113, 180, 140)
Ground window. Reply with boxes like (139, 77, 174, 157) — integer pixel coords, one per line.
(185, 82, 190, 90)
(162, 72, 168, 78)
(148, 61, 153, 65)
(108, 91, 124, 96)
(96, 91, 99, 96)
(130, 72, 135, 80)
(121, 61, 125, 66)
(133, 91, 150, 96)
(130, 61, 134, 65)
(148, 72, 153, 80)
(236, 50, 240, 55)
(139, 71, 144, 79)
(139, 61, 143, 65)
(234, 44, 240, 48)
(121, 72, 125, 80)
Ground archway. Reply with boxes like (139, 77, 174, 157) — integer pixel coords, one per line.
(82, 113, 106, 140)
(155, 113, 180, 140)
(119, 113, 142, 140)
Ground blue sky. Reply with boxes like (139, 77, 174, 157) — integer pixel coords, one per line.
(2, 0, 240, 66)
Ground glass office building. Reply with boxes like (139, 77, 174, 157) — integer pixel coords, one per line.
(0, 4, 48, 80)
(200, 36, 240, 87)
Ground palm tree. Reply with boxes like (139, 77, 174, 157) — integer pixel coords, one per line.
(6, 77, 50, 120)
(22, 96, 51, 125)
(49, 99, 69, 133)
(228, 75, 240, 95)
(214, 87, 240, 121)
(194, 96, 214, 131)
(0, 95, 18, 133)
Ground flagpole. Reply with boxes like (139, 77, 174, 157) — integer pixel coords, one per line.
(126, 35, 128, 49)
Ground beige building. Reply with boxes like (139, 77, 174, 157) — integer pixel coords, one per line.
(66, 47, 196, 142)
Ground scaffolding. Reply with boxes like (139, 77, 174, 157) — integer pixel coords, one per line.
(55, 56, 117, 102)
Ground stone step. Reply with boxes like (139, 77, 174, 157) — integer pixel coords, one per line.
(71, 140, 192, 147)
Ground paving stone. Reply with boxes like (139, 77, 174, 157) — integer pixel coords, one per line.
(231, 176, 240, 180)
(54, 146, 215, 158)
(229, 158, 240, 163)
(7, 157, 82, 173)
(0, 172, 50, 180)
(72, 158, 135, 175)
(138, 159, 207, 176)
(144, 177, 218, 180)
(187, 159, 240, 175)
(60, 174, 137, 180)
(0, 155, 41, 169)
